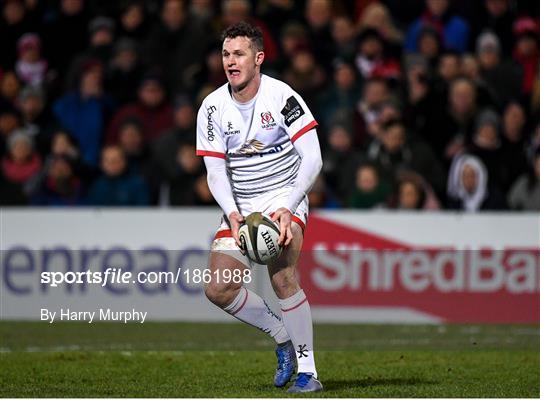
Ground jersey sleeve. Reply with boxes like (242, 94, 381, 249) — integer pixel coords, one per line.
(279, 88, 318, 144)
(196, 102, 226, 159)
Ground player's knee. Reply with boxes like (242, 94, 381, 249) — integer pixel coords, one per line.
(271, 267, 299, 299)
(204, 281, 238, 308)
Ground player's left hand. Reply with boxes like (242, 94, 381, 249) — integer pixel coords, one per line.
(271, 207, 293, 247)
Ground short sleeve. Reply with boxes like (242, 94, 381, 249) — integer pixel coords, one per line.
(279, 88, 318, 144)
(196, 102, 226, 159)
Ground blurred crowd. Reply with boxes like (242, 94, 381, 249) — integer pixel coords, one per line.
(1, 0, 540, 211)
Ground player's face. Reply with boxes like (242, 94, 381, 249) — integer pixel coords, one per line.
(222, 36, 263, 91)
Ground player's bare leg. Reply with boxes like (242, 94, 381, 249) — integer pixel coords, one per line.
(267, 222, 323, 393)
(204, 248, 290, 343)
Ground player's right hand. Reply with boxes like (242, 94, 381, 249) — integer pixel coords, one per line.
(228, 211, 245, 247)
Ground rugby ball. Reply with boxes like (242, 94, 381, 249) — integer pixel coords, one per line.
(238, 212, 282, 265)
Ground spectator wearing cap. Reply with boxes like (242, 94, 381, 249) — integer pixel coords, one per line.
(105, 72, 174, 145)
(87, 145, 149, 206)
(14, 33, 48, 87)
(405, 0, 470, 53)
(52, 59, 115, 166)
(472, 0, 515, 56)
(477, 31, 522, 106)
(65, 16, 116, 90)
(141, 0, 209, 93)
(105, 38, 143, 105)
(512, 17, 540, 95)
(152, 95, 195, 182)
(0, 0, 32, 70)
(16, 86, 53, 155)
(1, 128, 42, 186)
(468, 108, 504, 187)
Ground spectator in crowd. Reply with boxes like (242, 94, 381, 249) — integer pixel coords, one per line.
(278, 22, 310, 73)
(357, 2, 403, 53)
(405, 0, 470, 53)
(0, 107, 22, 154)
(1, 128, 41, 187)
(16, 86, 53, 140)
(499, 101, 528, 190)
(304, 0, 335, 71)
(476, 31, 522, 107)
(353, 77, 391, 147)
(416, 25, 443, 69)
(65, 16, 116, 90)
(366, 119, 446, 196)
(447, 153, 506, 211)
(508, 149, 540, 210)
(348, 163, 391, 209)
(0, 168, 26, 205)
(354, 28, 400, 83)
(317, 60, 360, 131)
(105, 72, 173, 144)
(105, 38, 143, 105)
(116, 0, 150, 44)
(308, 175, 341, 209)
(42, 0, 89, 77)
(14, 33, 48, 87)
(512, 17, 540, 96)
(142, 0, 208, 93)
(88, 145, 149, 206)
(283, 45, 326, 105)
(116, 117, 151, 178)
(0, 0, 32, 70)
(167, 142, 206, 206)
(387, 170, 441, 210)
(53, 59, 114, 166)
(321, 123, 361, 202)
(330, 15, 357, 61)
(1, 70, 21, 102)
(152, 95, 195, 183)
(473, 0, 515, 56)
(468, 108, 505, 187)
(29, 154, 84, 206)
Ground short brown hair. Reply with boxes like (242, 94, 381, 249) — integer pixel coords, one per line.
(221, 21, 264, 52)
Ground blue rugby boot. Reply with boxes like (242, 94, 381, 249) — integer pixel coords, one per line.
(287, 373, 323, 393)
(274, 340, 296, 387)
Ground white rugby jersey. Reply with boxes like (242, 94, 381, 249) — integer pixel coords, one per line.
(196, 74, 318, 199)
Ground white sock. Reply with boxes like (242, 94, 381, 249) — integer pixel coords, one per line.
(224, 287, 290, 344)
(279, 289, 317, 377)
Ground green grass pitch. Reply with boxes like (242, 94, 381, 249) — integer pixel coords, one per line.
(1, 322, 539, 397)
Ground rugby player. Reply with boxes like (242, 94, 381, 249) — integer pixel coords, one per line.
(196, 21, 323, 393)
